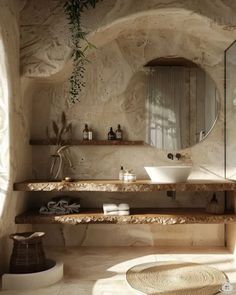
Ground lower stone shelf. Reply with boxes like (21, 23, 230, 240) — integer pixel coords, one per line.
(15, 208, 236, 225)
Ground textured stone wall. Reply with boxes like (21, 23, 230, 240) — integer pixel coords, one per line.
(20, 0, 236, 78)
(18, 0, 236, 247)
(0, 0, 32, 273)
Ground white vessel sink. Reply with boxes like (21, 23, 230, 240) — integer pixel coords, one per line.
(145, 166, 192, 183)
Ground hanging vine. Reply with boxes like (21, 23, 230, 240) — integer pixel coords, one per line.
(64, 0, 101, 103)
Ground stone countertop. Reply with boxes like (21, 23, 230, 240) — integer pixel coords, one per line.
(15, 208, 236, 225)
(13, 179, 236, 192)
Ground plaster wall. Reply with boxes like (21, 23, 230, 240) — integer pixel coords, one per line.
(225, 42, 236, 180)
(19, 0, 236, 247)
(0, 0, 32, 273)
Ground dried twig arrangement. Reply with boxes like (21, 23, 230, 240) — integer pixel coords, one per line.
(46, 112, 73, 179)
(46, 111, 72, 145)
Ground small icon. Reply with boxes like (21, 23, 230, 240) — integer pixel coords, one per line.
(220, 282, 234, 293)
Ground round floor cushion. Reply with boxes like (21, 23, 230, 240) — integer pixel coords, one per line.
(126, 261, 228, 295)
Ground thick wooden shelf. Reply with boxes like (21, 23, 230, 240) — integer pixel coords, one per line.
(29, 139, 145, 146)
(15, 208, 236, 225)
(13, 179, 236, 192)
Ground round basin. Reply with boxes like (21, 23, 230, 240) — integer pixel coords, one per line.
(144, 166, 192, 183)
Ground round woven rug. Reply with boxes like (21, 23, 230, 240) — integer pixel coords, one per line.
(126, 261, 228, 295)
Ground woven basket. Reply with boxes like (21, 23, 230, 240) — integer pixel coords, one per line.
(9, 232, 46, 274)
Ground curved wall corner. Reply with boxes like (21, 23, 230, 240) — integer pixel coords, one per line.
(0, 0, 32, 274)
(0, 24, 10, 218)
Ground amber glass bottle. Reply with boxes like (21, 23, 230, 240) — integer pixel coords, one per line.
(83, 124, 89, 140)
(116, 124, 123, 140)
(108, 127, 116, 140)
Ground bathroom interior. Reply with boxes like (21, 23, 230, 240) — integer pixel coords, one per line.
(2, 0, 236, 294)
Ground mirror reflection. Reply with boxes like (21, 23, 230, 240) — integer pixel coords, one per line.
(146, 58, 219, 150)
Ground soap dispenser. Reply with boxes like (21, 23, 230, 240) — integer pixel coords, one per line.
(108, 127, 116, 140)
(119, 166, 124, 181)
(206, 193, 224, 215)
(83, 124, 89, 140)
(116, 124, 123, 140)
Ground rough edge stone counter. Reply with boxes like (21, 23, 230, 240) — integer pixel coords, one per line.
(13, 179, 236, 192)
(15, 208, 236, 225)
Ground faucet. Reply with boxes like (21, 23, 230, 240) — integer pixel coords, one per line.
(167, 153, 174, 160)
(167, 153, 181, 160)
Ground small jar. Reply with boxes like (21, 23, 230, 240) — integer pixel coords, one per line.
(123, 170, 136, 182)
(119, 166, 124, 181)
(88, 129, 93, 140)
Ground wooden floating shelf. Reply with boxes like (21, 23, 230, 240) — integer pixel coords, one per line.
(29, 139, 145, 146)
(15, 208, 236, 225)
(13, 179, 236, 192)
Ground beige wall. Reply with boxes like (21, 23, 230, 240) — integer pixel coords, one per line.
(0, 0, 31, 273)
(2, 0, 236, 274)
(16, 1, 236, 247)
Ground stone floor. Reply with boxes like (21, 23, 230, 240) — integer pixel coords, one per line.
(2, 246, 236, 294)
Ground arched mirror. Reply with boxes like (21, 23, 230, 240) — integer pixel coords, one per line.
(146, 57, 219, 150)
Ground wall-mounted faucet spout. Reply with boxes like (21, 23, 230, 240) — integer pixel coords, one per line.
(167, 153, 174, 160)
(167, 153, 182, 160)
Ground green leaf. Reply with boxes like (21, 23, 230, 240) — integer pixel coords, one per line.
(64, 0, 101, 103)
(87, 41, 97, 49)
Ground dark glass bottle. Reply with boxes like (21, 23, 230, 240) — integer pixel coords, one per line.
(83, 124, 89, 140)
(116, 124, 123, 140)
(119, 166, 124, 180)
(108, 127, 116, 140)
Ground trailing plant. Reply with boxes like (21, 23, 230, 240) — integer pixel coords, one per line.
(64, 0, 101, 103)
